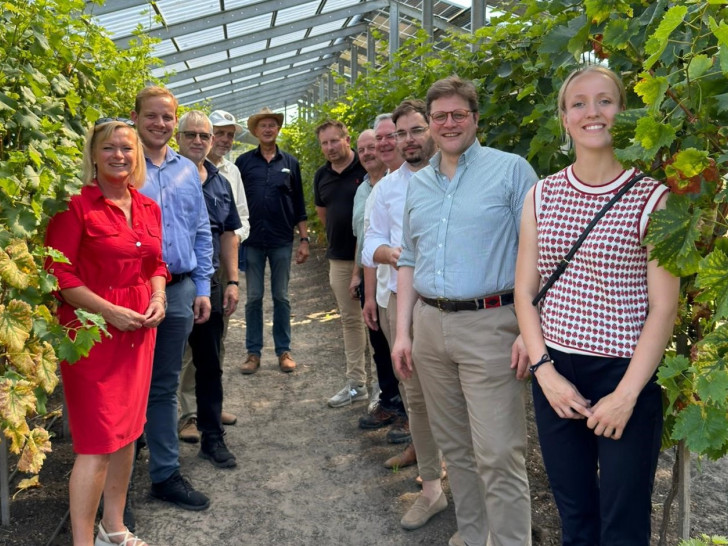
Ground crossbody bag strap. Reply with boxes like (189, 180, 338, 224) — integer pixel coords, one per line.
(532, 172, 648, 306)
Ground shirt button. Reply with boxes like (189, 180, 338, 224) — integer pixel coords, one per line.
(441, 218, 446, 223)
(136, 241, 141, 247)
(438, 244, 442, 248)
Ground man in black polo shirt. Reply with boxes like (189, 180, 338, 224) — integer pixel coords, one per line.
(235, 107, 310, 375)
(314, 120, 370, 408)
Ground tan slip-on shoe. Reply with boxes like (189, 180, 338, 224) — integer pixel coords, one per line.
(278, 352, 296, 373)
(400, 490, 448, 530)
(240, 354, 261, 374)
(449, 531, 465, 546)
(221, 411, 237, 425)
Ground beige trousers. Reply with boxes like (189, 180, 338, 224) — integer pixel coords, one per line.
(380, 292, 442, 482)
(328, 259, 367, 385)
(412, 301, 531, 546)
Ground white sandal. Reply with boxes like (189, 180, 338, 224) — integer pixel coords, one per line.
(95, 521, 148, 546)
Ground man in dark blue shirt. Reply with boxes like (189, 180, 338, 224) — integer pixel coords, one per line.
(235, 107, 309, 374)
(176, 111, 242, 469)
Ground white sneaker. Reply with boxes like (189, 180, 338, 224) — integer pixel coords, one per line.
(367, 382, 381, 414)
(328, 381, 368, 408)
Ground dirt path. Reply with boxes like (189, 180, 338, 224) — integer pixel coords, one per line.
(3, 243, 727, 545)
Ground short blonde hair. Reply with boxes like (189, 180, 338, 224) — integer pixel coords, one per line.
(134, 86, 178, 114)
(82, 121, 146, 188)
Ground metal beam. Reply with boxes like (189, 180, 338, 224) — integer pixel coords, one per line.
(216, 86, 315, 116)
(389, 0, 399, 62)
(351, 43, 359, 82)
(157, 1, 387, 66)
(84, 0, 150, 17)
(472, 0, 486, 32)
(202, 69, 327, 108)
(176, 59, 333, 106)
(207, 80, 319, 113)
(422, 0, 434, 40)
(114, 0, 317, 48)
(394, 1, 461, 35)
(165, 24, 366, 84)
(169, 44, 348, 96)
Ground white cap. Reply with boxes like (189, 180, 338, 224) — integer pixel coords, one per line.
(209, 110, 243, 136)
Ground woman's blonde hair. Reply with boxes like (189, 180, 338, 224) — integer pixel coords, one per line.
(557, 65, 627, 116)
(81, 121, 146, 188)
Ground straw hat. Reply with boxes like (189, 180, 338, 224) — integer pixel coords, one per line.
(247, 107, 284, 134)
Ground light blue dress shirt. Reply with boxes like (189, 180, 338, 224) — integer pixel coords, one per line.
(139, 147, 214, 297)
(399, 140, 537, 300)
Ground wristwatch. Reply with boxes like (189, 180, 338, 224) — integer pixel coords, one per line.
(300, 237, 310, 243)
(227, 280, 239, 286)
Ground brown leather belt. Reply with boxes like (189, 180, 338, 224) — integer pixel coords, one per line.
(419, 291, 514, 312)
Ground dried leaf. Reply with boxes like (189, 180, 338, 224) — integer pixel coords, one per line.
(13, 475, 40, 499)
(0, 299, 33, 352)
(18, 427, 52, 474)
(0, 378, 36, 427)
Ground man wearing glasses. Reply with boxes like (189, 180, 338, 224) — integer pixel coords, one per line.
(362, 99, 448, 533)
(132, 87, 214, 511)
(391, 77, 538, 546)
(175, 111, 241, 471)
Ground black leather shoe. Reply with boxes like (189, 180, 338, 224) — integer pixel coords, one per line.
(150, 471, 210, 511)
(199, 433, 237, 469)
(359, 406, 397, 430)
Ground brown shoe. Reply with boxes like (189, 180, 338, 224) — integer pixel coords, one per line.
(359, 406, 397, 430)
(278, 352, 296, 373)
(178, 416, 200, 444)
(240, 354, 260, 374)
(386, 414, 411, 444)
(384, 442, 417, 469)
(221, 410, 237, 426)
(400, 490, 448, 530)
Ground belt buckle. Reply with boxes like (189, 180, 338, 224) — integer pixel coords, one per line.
(436, 299, 448, 312)
(484, 296, 501, 309)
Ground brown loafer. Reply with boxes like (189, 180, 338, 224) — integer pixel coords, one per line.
(240, 354, 261, 374)
(221, 411, 237, 426)
(178, 416, 200, 444)
(384, 442, 417, 469)
(278, 352, 296, 373)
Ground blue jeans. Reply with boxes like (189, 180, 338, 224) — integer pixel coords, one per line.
(145, 276, 195, 483)
(244, 244, 292, 356)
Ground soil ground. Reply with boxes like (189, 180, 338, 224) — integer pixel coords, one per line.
(1, 243, 727, 545)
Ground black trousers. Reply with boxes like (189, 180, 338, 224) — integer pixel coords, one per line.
(359, 274, 404, 414)
(188, 277, 225, 437)
(532, 348, 662, 545)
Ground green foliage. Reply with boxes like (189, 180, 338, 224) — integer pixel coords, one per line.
(0, 0, 160, 474)
(285, 0, 728, 461)
(679, 535, 728, 546)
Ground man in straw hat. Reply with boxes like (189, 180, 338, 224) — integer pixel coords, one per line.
(235, 107, 309, 374)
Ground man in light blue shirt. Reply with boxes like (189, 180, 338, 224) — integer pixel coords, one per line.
(132, 86, 214, 513)
(391, 77, 537, 546)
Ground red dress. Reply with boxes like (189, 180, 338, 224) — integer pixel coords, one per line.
(45, 184, 168, 454)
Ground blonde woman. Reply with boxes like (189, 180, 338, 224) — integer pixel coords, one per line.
(515, 67, 679, 544)
(45, 118, 168, 545)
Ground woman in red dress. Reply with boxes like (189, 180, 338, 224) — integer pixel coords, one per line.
(45, 119, 169, 546)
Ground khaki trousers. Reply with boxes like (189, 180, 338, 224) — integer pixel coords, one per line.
(412, 300, 531, 546)
(381, 293, 442, 482)
(328, 259, 367, 385)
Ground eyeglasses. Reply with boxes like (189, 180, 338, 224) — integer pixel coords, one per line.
(429, 110, 475, 125)
(393, 127, 428, 141)
(181, 131, 212, 142)
(95, 117, 134, 126)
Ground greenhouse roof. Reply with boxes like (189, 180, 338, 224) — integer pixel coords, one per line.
(85, 0, 480, 122)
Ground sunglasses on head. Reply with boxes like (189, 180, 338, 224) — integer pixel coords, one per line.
(95, 117, 135, 126)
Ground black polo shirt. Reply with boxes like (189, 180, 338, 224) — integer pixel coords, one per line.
(202, 159, 242, 270)
(313, 151, 366, 260)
